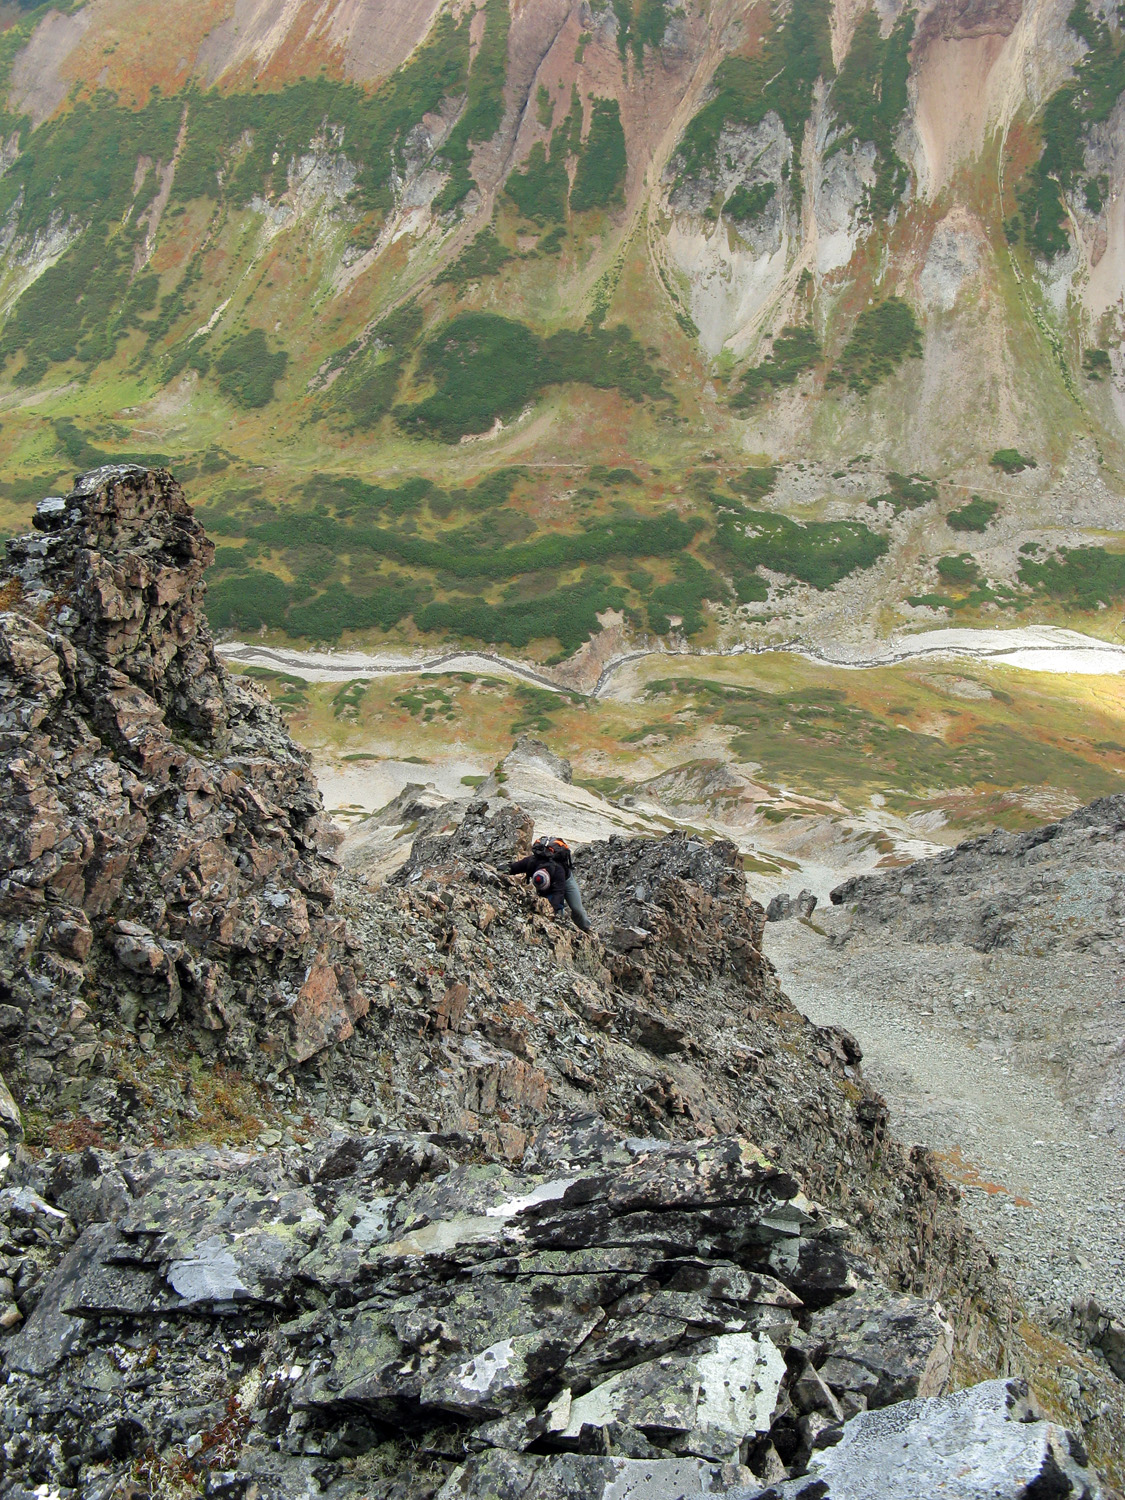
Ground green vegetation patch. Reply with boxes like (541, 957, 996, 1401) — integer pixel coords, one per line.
(829, 7, 914, 217)
(436, 229, 514, 284)
(936, 552, 982, 587)
(715, 508, 887, 596)
(869, 471, 938, 513)
(1013, 0, 1125, 259)
(675, 0, 832, 197)
(326, 303, 423, 431)
(215, 329, 288, 409)
(570, 98, 628, 212)
(645, 555, 728, 635)
(1083, 347, 1112, 380)
(504, 142, 569, 223)
(396, 313, 666, 442)
(644, 676, 1120, 807)
(609, 0, 672, 64)
(732, 326, 820, 410)
(990, 448, 1037, 474)
(827, 297, 922, 394)
(947, 496, 999, 532)
(725, 182, 776, 223)
(432, 0, 511, 213)
(730, 466, 778, 501)
(1018, 544, 1125, 608)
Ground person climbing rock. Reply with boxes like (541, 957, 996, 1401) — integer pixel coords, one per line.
(509, 835, 593, 933)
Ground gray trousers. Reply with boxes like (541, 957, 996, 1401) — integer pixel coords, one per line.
(563, 875, 593, 932)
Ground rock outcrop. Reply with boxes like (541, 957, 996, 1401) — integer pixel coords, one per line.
(0, 1121, 1104, 1500)
(0, 466, 365, 1146)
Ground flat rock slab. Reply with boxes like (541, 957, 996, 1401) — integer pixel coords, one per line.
(761, 1378, 1102, 1499)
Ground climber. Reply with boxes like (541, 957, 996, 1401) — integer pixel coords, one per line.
(508, 835, 593, 933)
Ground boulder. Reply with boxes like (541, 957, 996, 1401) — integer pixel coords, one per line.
(760, 1378, 1103, 1499)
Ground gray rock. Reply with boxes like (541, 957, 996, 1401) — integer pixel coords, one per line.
(805, 1288, 954, 1407)
(439, 1452, 747, 1500)
(763, 1378, 1102, 1499)
(0, 1070, 22, 1144)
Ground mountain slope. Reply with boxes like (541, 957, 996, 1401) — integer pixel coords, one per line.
(0, 0, 1123, 667)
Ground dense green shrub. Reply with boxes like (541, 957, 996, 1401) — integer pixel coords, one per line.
(504, 143, 569, 223)
(947, 496, 999, 531)
(730, 465, 778, 500)
(869, 471, 937, 512)
(646, 555, 726, 635)
(417, 575, 627, 651)
(724, 182, 776, 222)
(990, 448, 1036, 474)
(936, 553, 981, 586)
(396, 313, 665, 441)
(716, 510, 887, 590)
(328, 303, 423, 429)
(1018, 544, 1125, 607)
(609, 0, 672, 63)
(1083, 347, 1112, 380)
(570, 98, 628, 211)
(435, 228, 513, 284)
(206, 570, 294, 631)
(215, 329, 288, 408)
(1014, 0, 1125, 259)
(732, 326, 820, 409)
(827, 297, 921, 393)
(433, 0, 510, 212)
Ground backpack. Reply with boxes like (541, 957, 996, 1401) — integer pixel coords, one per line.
(532, 836, 572, 873)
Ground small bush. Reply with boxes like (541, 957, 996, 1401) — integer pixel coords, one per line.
(436, 228, 513, 284)
(990, 448, 1036, 474)
(505, 143, 568, 223)
(732, 327, 820, 409)
(1083, 347, 1112, 380)
(716, 510, 887, 591)
(730, 465, 778, 500)
(936, 553, 981, 587)
(869, 471, 937, 513)
(725, 182, 776, 222)
(947, 496, 999, 532)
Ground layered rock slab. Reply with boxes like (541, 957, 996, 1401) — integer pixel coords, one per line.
(0, 1120, 971, 1497)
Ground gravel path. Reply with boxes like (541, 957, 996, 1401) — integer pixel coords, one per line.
(767, 917, 1125, 1323)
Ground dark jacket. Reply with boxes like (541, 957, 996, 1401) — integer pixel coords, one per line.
(509, 853, 568, 911)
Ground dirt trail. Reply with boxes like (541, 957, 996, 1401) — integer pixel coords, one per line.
(767, 917, 1125, 1324)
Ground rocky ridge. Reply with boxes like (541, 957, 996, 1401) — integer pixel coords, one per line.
(0, 468, 1121, 1496)
(0, 466, 366, 1149)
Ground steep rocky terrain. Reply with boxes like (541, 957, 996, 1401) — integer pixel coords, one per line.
(0, 466, 1122, 1495)
(766, 801, 1125, 1328)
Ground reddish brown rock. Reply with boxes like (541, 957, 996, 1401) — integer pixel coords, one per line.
(0, 466, 365, 1139)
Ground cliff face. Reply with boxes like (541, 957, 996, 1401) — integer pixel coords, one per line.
(0, 465, 366, 1148)
(0, 468, 1120, 1496)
